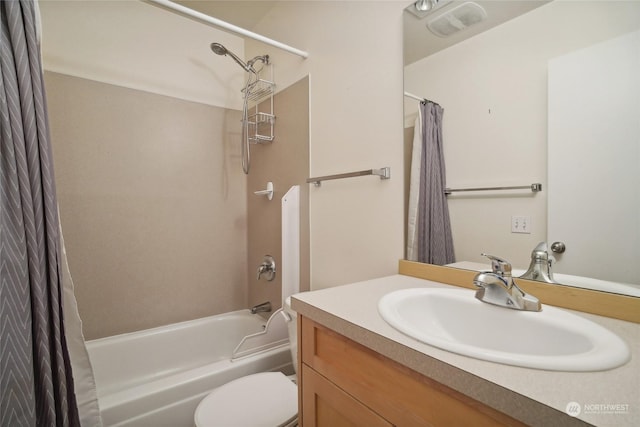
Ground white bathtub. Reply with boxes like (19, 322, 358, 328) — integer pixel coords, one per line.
(86, 310, 293, 427)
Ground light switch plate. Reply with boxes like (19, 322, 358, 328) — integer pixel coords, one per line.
(511, 216, 531, 234)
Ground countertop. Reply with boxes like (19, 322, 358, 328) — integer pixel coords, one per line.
(292, 275, 639, 427)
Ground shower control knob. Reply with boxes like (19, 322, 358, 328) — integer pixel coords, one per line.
(550, 241, 566, 254)
(257, 255, 276, 281)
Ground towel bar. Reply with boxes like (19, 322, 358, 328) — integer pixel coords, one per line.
(307, 167, 391, 187)
(445, 183, 542, 195)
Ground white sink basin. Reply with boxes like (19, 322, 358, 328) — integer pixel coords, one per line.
(378, 288, 630, 371)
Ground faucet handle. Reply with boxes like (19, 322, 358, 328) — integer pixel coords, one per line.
(257, 255, 276, 281)
(481, 253, 512, 276)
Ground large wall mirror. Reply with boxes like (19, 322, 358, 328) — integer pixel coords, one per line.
(403, 0, 640, 297)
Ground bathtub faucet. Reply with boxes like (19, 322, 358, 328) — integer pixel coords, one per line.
(250, 301, 272, 314)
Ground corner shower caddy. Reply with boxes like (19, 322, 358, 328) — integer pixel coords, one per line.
(243, 64, 275, 144)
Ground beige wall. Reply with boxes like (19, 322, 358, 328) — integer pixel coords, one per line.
(39, 0, 246, 109)
(247, 1, 407, 290)
(247, 77, 310, 311)
(404, 1, 640, 269)
(46, 72, 248, 339)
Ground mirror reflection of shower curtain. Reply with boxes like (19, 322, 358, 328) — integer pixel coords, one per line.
(407, 101, 455, 264)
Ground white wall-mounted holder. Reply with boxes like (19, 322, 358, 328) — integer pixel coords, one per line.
(254, 181, 274, 200)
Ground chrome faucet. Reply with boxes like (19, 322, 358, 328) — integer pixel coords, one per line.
(250, 301, 272, 314)
(519, 242, 555, 283)
(473, 253, 541, 312)
(257, 255, 276, 281)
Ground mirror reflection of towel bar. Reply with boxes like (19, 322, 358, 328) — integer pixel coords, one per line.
(445, 183, 542, 195)
(307, 167, 391, 187)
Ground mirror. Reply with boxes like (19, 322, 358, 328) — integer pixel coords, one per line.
(403, 0, 640, 296)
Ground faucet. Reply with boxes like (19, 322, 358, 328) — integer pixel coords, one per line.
(257, 255, 276, 281)
(473, 253, 541, 312)
(519, 242, 555, 283)
(250, 301, 272, 314)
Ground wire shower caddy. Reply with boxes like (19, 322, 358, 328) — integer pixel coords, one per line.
(243, 64, 275, 144)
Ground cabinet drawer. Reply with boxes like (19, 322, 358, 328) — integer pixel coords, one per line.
(301, 316, 525, 427)
(301, 364, 392, 427)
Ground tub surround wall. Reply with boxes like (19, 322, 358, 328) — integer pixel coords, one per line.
(247, 77, 310, 311)
(46, 72, 248, 339)
(41, 3, 310, 338)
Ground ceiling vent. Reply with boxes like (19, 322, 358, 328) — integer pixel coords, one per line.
(426, 2, 487, 37)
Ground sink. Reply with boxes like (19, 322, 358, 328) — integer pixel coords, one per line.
(378, 288, 630, 371)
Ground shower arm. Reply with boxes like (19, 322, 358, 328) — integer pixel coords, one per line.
(247, 55, 270, 73)
(211, 43, 269, 75)
(225, 49, 252, 72)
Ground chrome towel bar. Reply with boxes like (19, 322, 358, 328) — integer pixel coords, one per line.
(307, 167, 391, 187)
(445, 183, 542, 195)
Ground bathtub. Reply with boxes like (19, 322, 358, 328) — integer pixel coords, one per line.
(86, 310, 293, 427)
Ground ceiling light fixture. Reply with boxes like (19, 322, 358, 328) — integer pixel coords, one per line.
(415, 0, 435, 13)
(406, 0, 452, 19)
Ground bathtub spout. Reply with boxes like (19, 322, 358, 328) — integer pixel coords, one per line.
(250, 301, 272, 314)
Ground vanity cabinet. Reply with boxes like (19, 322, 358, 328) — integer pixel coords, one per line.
(299, 316, 526, 427)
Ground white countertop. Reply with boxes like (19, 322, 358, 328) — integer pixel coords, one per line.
(292, 275, 639, 427)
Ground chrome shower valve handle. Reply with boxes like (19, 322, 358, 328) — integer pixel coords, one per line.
(257, 255, 276, 281)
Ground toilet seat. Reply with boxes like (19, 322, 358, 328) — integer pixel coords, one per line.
(194, 372, 297, 427)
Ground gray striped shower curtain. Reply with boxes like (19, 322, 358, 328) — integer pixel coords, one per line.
(1, 1, 80, 426)
(408, 101, 455, 265)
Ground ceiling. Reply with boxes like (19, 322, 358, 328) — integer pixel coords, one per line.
(175, 1, 277, 31)
(174, 1, 549, 65)
(403, 0, 551, 65)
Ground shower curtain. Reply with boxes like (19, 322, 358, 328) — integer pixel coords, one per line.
(0, 1, 89, 425)
(407, 101, 455, 265)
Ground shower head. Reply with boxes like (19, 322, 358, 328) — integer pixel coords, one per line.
(210, 42, 269, 72)
(210, 42, 228, 56)
(210, 42, 251, 72)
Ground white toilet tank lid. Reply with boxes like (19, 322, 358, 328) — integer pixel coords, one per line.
(195, 372, 297, 427)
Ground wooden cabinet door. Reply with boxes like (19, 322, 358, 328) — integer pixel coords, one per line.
(301, 364, 392, 427)
(300, 316, 527, 427)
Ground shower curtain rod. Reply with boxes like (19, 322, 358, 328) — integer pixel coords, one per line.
(404, 91, 440, 106)
(404, 91, 425, 102)
(145, 0, 309, 59)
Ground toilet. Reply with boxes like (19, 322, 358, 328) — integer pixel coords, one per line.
(194, 298, 299, 427)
